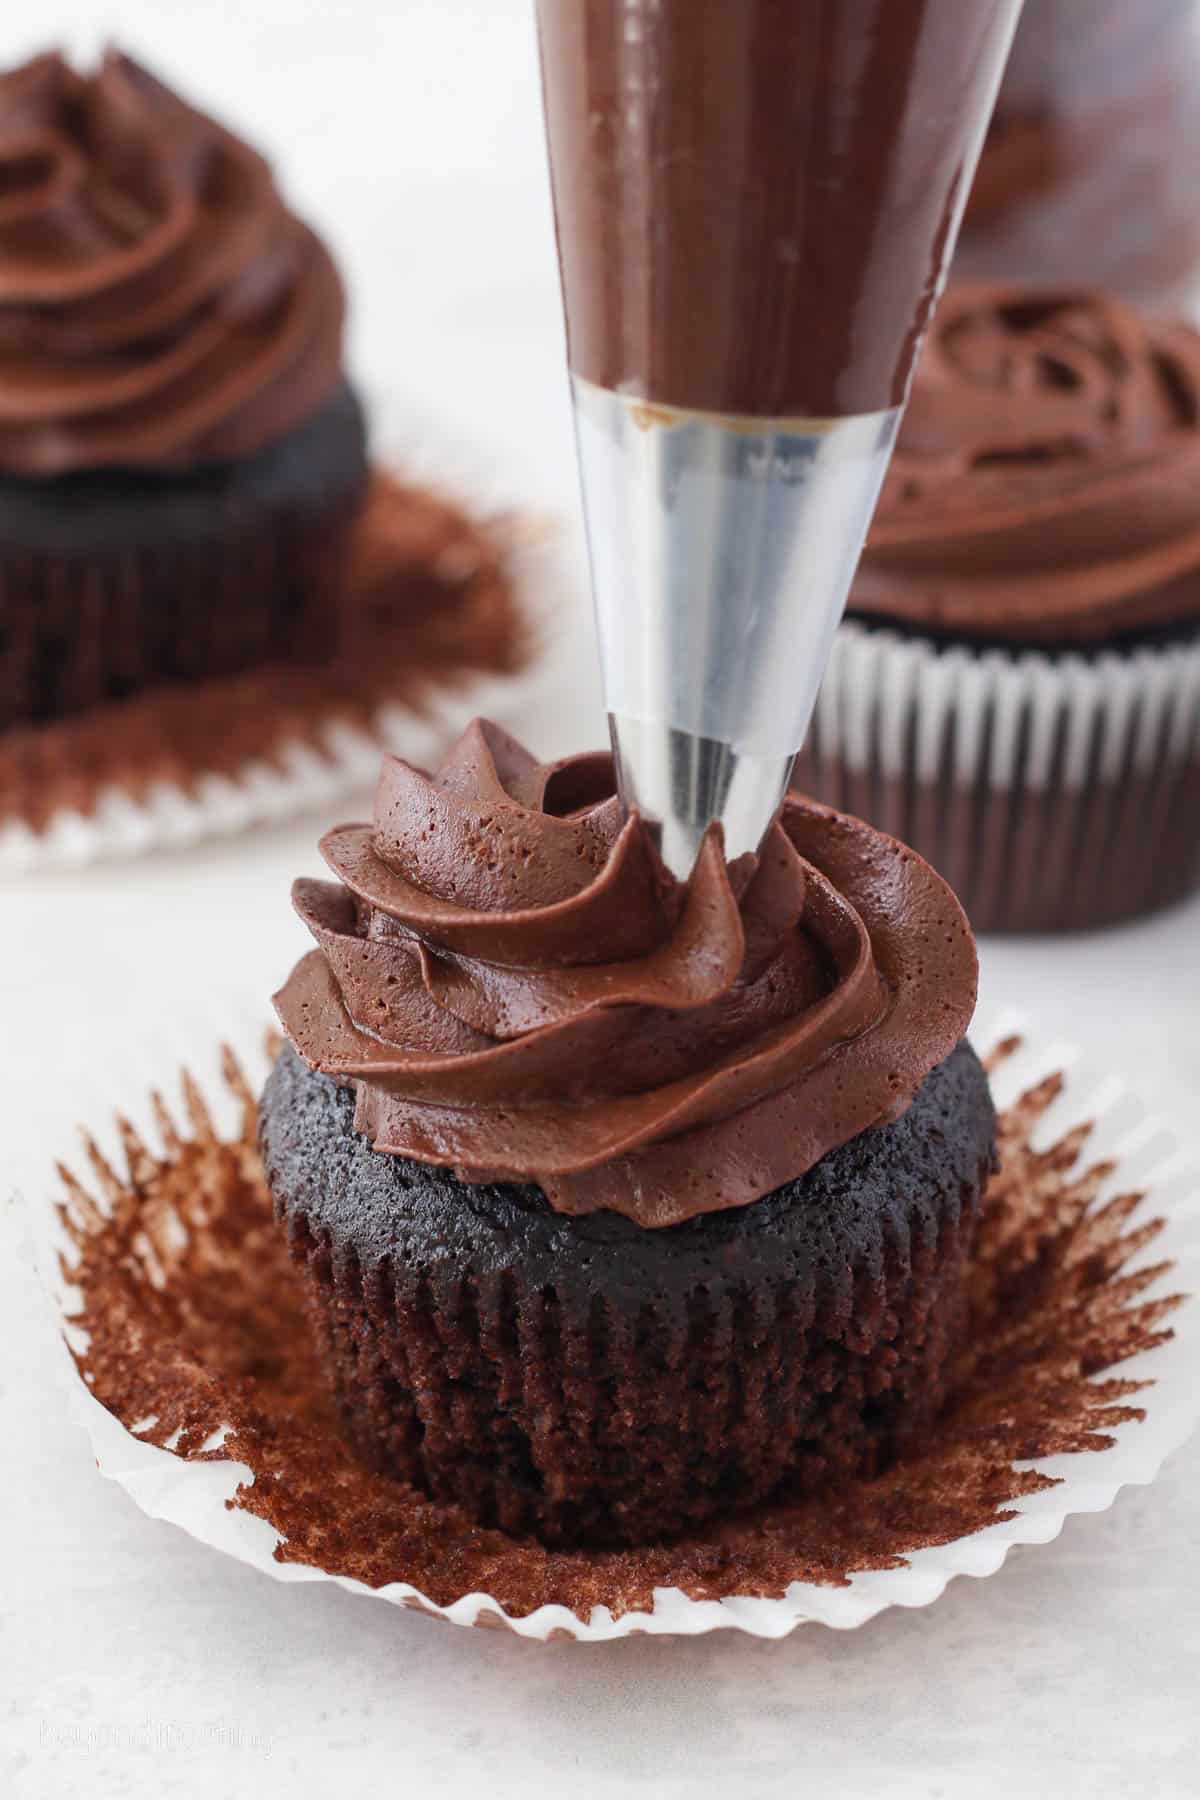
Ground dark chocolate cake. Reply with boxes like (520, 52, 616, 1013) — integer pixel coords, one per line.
(261, 1038, 994, 1548)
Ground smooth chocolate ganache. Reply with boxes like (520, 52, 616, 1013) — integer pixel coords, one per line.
(851, 283, 1200, 646)
(536, 0, 1022, 418)
(274, 719, 979, 1230)
(0, 49, 345, 474)
(265, 721, 993, 1544)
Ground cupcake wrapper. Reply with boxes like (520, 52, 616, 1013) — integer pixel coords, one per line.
(0, 658, 558, 871)
(25, 998, 1200, 1641)
(0, 429, 589, 873)
(794, 623, 1200, 932)
(281, 1152, 981, 1548)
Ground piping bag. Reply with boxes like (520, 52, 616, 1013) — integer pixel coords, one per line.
(537, 0, 1023, 876)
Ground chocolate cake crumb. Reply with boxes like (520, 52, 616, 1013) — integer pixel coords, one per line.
(1, 472, 531, 835)
(59, 1039, 1183, 1625)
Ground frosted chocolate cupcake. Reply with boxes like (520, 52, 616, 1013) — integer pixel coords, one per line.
(0, 50, 366, 730)
(796, 284, 1200, 933)
(957, 0, 1200, 311)
(260, 720, 992, 1549)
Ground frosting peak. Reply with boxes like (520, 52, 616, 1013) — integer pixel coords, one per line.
(274, 721, 978, 1228)
(0, 49, 345, 474)
(853, 283, 1200, 643)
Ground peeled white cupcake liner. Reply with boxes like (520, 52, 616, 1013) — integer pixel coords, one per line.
(0, 656, 558, 875)
(796, 620, 1200, 931)
(0, 420, 584, 876)
(30, 998, 1199, 1642)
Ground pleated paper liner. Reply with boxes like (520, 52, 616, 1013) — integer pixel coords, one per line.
(793, 621, 1200, 934)
(0, 466, 566, 873)
(37, 1006, 1198, 1641)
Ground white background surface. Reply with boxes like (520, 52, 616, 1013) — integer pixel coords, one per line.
(2, 3, 1199, 1795)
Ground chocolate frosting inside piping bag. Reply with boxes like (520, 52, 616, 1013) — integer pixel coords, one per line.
(274, 721, 978, 1229)
(0, 49, 345, 474)
(854, 283, 1200, 643)
(533, 1, 1024, 879)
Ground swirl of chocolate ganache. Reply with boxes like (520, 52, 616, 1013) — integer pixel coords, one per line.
(852, 283, 1200, 644)
(273, 720, 978, 1229)
(0, 49, 345, 475)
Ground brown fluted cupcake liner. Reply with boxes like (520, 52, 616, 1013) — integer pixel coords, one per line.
(282, 1172, 981, 1549)
(794, 623, 1200, 934)
(0, 473, 541, 868)
(43, 1019, 1194, 1636)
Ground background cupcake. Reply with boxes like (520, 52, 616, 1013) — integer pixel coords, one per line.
(260, 719, 989, 1550)
(0, 48, 367, 731)
(956, 0, 1200, 312)
(795, 283, 1200, 934)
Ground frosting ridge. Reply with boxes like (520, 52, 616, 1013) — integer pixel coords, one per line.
(853, 283, 1200, 643)
(274, 720, 978, 1228)
(0, 49, 345, 474)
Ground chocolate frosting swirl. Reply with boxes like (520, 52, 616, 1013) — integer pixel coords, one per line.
(274, 721, 978, 1229)
(0, 50, 345, 474)
(852, 283, 1200, 644)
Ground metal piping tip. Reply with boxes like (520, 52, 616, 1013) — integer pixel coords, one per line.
(608, 715, 795, 877)
(571, 379, 901, 880)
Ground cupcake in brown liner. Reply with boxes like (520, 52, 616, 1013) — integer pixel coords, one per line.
(260, 718, 991, 1550)
(0, 49, 367, 732)
(794, 283, 1200, 935)
(62, 1028, 1186, 1627)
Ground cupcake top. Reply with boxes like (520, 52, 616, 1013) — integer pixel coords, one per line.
(274, 720, 978, 1229)
(0, 49, 345, 476)
(852, 283, 1200, 645)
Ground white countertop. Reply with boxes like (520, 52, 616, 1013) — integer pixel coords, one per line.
(3, 3, 1199, 1795)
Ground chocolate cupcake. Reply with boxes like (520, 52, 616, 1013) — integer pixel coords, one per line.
(795, 284, 1200, 934)
(260, 719, 992, 1549)
(957, 0, 1200, 311)
(0, 50, 367, 730)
